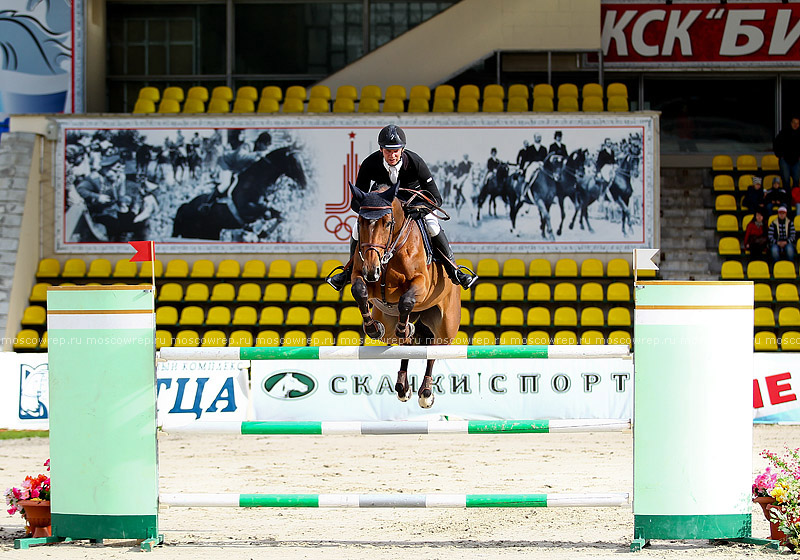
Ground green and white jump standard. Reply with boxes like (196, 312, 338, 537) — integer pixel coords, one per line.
(165, 419, 631, 435)
(160, 493, 630, 508)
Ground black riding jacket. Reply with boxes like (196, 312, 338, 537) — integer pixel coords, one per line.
(353, 149, 442, 210)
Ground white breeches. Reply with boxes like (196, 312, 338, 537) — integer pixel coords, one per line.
(351, 213, 440, 240)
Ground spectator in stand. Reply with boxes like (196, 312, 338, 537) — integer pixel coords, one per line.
(792, 181, 800, 217)
(743, 176, 765, 212)
(774, 115, 800, 189)
(743, 208, 768, 260)
(765, 176, 792, 216)
(768, 205, 797, 262)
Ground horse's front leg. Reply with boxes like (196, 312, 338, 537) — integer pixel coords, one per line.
(418, 359, 436, 408)
(395, 358, 411, 402)
(557, 198, 566, 236)
(352, 277, 384, 339)
(396, 284, 419, 342)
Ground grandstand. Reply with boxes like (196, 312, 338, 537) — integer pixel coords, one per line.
(1, 0, 797, 352)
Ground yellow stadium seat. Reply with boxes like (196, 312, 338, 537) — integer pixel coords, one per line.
(526, 307, 551, 327)
(532, 97, 554, 112)
(62, 258, 86, 278)
(713, 175, 735, 192)
(473, 283, 498, 301)
(553, 282, 577, 301)
(607, 307, 632, 327)
(557, 83, 579, 99)
(747, 260, 771, 279)
(385, 85, 407, 100)
(162, 86, 184, 102)
(408, 85, 431, 100)
(754, 331, 778, 351)
(155, 306, 178, 326)
(408, 98, 429, 113)
(342, 285, 356, 303)
(507, 97, 529, 111)
(139, 259, 163, 278)
(242, 259, 266, 278)
(458, 97, 480, 113)
(360, 85, 382, 100)
(712, 155, 734, 171)
(499, 330, 523, 345)
(774, 261, 797, 279)
(282, 98, 304, 113)
(460, 308, 470, 325)
(155, 330, 172, 349)
(336, 330, 361, 346)
(761, 154, 780, 171)
(316, 283, 340, 303)
(553, 330, 578, 345)
(527, 283, 551, 301)
(286, 306, 311, 325)
(580, 258, 604, 277)
(133, 99, 156, 114)
(231, 306, 257, 326)
(776, 283, 800, 302)
(285, 85, 307, 100)
(282, 330, 308, 346)
(309, 84, 331, 101)
(157, 283, 183, 302)
(210, 283, 235, 302)
(720, 261, 744, 280)
(335, 85, 358, 101)
(184, 283, 209, 302)
(716, 214, 738, 232)
(268, 259, 292, 278)
(215, 259, 240, 278)
(339, 307, 362, 326)
(257, 98, 280, 113)
(582, 97, 604, 112)
(36, 258, 60, 278)
(259, 306, 284, 325)
(289, 283, 314, 302)
(29, 282, 50, 303)
(163, 259, 189, 279)
(482, 98, 504, 112)
(606, 258, 630, 278)
(736, 154, 758, 171)
(554, 258, 578, 277)
(309, 330, 335, 347)
(528, 258, 552, 277)
(452, 330, 469, 345)
(500, 307, 524, 326)
(580, 329, 605, 345)
(237, 87, 259, 102)
(606, 82, 628, 99)
(138, 86, 160, 102)
(458, 84, 480, 100)
(472, 307, 498, 326)
(357, 98, 380, 113)
(754, 283, 772, 302)
(333, 98, 355, 113)
(432, 98, 454, 112)
(533, 84, 554, 99)
(476, 258, 500, 277)
(718, 237, 741, 256)
(308, 97, 330, 113)
(21, 306, 46, 326)
(189, 259, 214, 278)
(201, 330, 228, 347)
(553, 307, 577, 327)
(232, 98, 255, 113)
(187, 86, 209, 102)
(500, 282, 525, 301)
(508, 84, 529, 99)
(582, 83, 603, 99)
(174, 330, 200, 348)
(157, 99, 181, 113)
(483, 84, 504, 100)
(87, 258, 112, 278)
(320, 259, 344, 279)
(472, 330, 497, 345)
(580, 307, 605, 328)
(607, 96, 628, 112)
(608, 330, 632, 347)
(294, 259, 318, 278)
(179, 306, 206, 326)
(256, 330, 281, 347)
(779, 307, 800, 327)
(382, 98, 405, 113)
(580, 282, 604, 302)
(557, 97, 579, 112)
(434, 84, 456, 101)
(311, 306, 337, 326)
(229, 330, 254, 347)
(780, 331, 800, 351)
(182, 98, 205, 113)
(501, 258, 526, 277)
(526, 330, 550, 345)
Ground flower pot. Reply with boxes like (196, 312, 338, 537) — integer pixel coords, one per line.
(753, 496, 776, 523)
(764, 503, 788, 544)
(17, 500, 51, 538)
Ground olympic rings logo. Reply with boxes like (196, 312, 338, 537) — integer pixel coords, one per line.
(325, 214, 358, 240)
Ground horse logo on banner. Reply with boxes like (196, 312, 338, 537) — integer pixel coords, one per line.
(19, 363, 49, 419)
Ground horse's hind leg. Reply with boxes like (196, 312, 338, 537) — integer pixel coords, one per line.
(418, 359, 435, 408)
(395, 360, 411, 402)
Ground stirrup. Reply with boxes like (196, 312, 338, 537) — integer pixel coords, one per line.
(456, 265, 478, 290)
(325, 265, 348, 290)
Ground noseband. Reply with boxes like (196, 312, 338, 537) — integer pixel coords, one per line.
(357, 205, 396, 266)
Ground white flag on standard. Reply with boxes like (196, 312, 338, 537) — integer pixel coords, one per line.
(633, 248, 659, 271)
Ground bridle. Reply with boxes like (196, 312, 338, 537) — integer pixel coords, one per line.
(357, 203, 415, 268)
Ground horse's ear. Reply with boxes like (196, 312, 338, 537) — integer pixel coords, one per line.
(378, 182, 398, 204)
(349, 182, 365, 205)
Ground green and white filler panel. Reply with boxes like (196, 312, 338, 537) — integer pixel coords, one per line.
(45, 286, 161, 548)
(632, 281, 754, 549)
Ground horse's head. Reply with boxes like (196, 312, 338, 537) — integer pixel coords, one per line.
(350, 183, 401, 283)
(545, 153, 566, 181)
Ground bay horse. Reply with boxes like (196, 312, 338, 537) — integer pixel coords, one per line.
(558, 149, 600, 233)
(349, 183, 461, 408)
(510, 153, 566, 239)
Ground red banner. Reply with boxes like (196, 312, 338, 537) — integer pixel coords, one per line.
(601, 3, 800, 66)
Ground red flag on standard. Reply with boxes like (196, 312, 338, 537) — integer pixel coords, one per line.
(129, 241, 154, 262)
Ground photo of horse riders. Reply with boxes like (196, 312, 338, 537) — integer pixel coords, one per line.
(62, 127, 308, 246)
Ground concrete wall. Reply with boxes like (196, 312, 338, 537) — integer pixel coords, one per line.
(321, 0, 601, 92)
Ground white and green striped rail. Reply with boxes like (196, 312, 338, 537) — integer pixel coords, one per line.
(158, 344, 631, 361)
(164, 419, 631, 435)
(160, 492, 630, 508)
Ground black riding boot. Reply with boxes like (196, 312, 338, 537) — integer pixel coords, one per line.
(327, 239, 357, 291)
(431, 230, 478, 290)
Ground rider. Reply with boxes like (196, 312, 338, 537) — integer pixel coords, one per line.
(596, 138, 617, 201)
(327, 124, 478, 291)
(200, 130, 272, 211)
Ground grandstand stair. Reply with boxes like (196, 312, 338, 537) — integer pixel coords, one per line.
(657, 169, 717, 280)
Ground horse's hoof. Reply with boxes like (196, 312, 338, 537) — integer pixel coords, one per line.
(396, 322, 415, 340)
(418, 391, 435, 409)
(396, 383, 411, 402)
(364, 320, 385, 340)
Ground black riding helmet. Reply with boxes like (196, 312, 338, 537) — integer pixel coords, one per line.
(378, 124, 406, 149)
